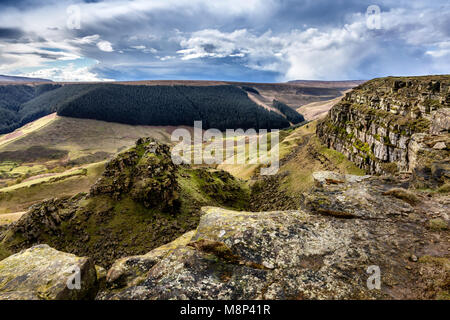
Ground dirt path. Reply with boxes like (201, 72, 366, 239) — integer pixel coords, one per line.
(0, 212, 26, 225)
(247, 92, 284, 116)
(0, 113, 57, 148)
(296, 90, 350, 120)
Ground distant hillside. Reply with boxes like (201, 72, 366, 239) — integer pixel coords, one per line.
(85, 80, 350, 109)
(0, 75, 52, 83)
(0, 83, 61, 134)
(7, 84, 295, 131)
(0, 79, 348, 134)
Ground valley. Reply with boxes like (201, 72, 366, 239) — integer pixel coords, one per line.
(0, 76, 448, 301)
(0, 80, 359, 215)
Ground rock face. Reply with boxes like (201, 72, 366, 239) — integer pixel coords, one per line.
(99, 174, 449, 299)
(0, 244, 98, 300)
(317, 76, 449, 180)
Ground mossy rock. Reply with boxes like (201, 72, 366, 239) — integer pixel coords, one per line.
(382, 188, 419, 206)
(429, 218, 448, 231)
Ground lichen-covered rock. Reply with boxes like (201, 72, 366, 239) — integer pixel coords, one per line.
(99, 174, 449, 300)
(307, 171, 418, 219)
(430, 108, 450, 135)
(104, 230, 195, 291)
(317, 76, 450, 177)
(0, 244, 98, 300)
(312, 171, 370, 187)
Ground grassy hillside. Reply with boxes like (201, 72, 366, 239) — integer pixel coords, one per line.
(0, 116, 174, 159)
(0, 161, 105, 215)
(247, 121, 365, 211)
(278, 121, 365, 194)
(0, 115, 180, 190)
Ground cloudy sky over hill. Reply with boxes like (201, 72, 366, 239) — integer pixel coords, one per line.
(0, 0, 449, 82)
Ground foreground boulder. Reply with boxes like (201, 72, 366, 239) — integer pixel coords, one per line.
(98, 171, 449, 300)
(0, 244, 98, 300)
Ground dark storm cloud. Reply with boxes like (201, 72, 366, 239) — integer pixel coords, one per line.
(0, 27, 24, 39)
(0, 0, 54, 10)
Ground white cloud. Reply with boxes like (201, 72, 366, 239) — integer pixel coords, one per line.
(130, 45, 157, 54)
(175, 6, 450, 80)
(97, 40, 114, 52)
(18, 63, 112, 82)
(426, 41, 450, 58)
(160, 56, 175, 61)
(72, 35, 101, 45)
(0, 42, 82, 74)
(131, 45, 146, 50)
(176, 27, 366, 79)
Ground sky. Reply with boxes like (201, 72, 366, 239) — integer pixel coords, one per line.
(0, 0, 449, 82)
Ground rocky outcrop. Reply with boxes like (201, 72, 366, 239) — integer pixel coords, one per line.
(90, 138, 179, 211)
(0, 244, 98, 300)
(317, 76, 449, 180)
(99, 174, 449, 299)
(0, 138, 249, 268)
(311, 171, 371, 186)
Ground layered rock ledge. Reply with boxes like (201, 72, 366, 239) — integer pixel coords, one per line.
(317, 76, 449, 183)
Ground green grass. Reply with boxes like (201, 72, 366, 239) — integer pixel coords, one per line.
(0, 167, 86, 192)
(177, 167, 250, 211)
(0, 161, 105, 214)
(0, 244, 12, 261)
(0, 115, 177, 189)
(279, 123, 365, 194)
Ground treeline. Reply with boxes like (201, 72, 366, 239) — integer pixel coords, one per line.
(0, 84, 61, 134)
(0, 83, 299, 134)
(272, 100, 305, 124)
(56, 84, 291, 130)
(241, 86, 260, 95)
